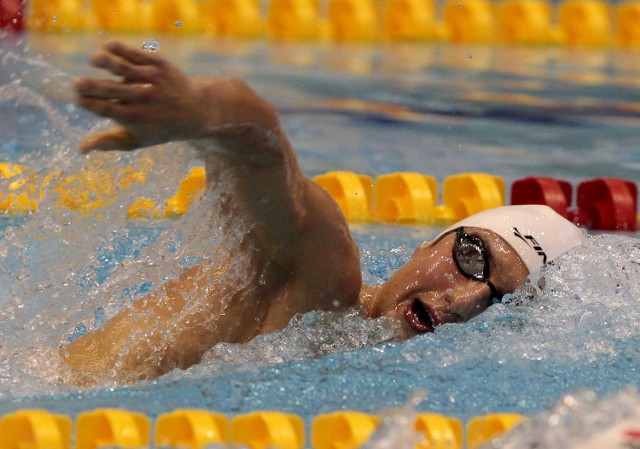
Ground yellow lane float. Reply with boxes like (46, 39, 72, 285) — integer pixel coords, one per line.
(0, 408, 525, 449)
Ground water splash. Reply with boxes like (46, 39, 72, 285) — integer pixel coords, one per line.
(141, 38, 160, 53)
(488, 388, 640, 449)
(361, 393, 427, 449)
(0, 43, 254, 394)
(197, 307, 397, 368)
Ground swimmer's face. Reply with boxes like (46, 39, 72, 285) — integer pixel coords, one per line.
(367, 227, 529, 337)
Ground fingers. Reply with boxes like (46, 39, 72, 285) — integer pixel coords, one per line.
(105, 41, 161, 67)
(76, 94, 149, 124)
(75, 78, 154, 103)
(79, 129, 140, 153)
(90, 40, 165, 82)
(91, 50, 157, 82)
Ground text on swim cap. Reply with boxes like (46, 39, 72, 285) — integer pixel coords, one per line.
(512, 227, 547, 264)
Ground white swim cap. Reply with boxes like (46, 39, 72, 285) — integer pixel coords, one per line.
(439, 205, 586, 274)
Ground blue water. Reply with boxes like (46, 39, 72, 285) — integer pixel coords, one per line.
(0, 31, 639, 434)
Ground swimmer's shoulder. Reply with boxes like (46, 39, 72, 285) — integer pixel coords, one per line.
(292, 178, 362, 306)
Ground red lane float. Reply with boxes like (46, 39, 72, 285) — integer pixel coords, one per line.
(510, 176, 573, 219)
(575, 178, 638, 231)
(0, 0, 24, 31)
(510, 176, 637, 231)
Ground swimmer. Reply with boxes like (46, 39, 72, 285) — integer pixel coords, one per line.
(61, 41, 585, 384)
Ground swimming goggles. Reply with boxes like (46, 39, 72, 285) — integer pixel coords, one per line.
(453, 227, 502, 303)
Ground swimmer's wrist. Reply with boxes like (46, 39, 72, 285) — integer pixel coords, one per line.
(192, 76, 279, 132)
(193, 121, 285, 165)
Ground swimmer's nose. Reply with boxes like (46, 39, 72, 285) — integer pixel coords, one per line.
(447, 282, 494, 322)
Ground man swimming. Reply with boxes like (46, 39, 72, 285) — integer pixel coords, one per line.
(60, 41, 585, 384)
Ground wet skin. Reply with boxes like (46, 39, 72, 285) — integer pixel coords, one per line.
(361, 227, 530, 339)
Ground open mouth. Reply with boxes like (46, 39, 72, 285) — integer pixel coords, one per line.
(404, 299, 436, 333)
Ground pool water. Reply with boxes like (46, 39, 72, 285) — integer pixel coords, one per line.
(0, 31, 639, 439)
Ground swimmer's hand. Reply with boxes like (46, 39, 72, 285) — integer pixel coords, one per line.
(75, 41, 277, 153)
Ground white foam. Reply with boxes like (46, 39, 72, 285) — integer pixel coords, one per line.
(490, 388, 640, 449)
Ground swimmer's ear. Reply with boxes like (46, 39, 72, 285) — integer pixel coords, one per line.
(79, 129, 140, 153)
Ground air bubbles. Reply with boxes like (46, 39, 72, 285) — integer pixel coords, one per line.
(141, 38, 160, 53)
(174, 21, 182, 28)
(52, 16, 57, 22)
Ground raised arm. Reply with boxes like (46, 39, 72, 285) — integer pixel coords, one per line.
(75, 41, 313, 266)
(62, 41, 362, 384)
